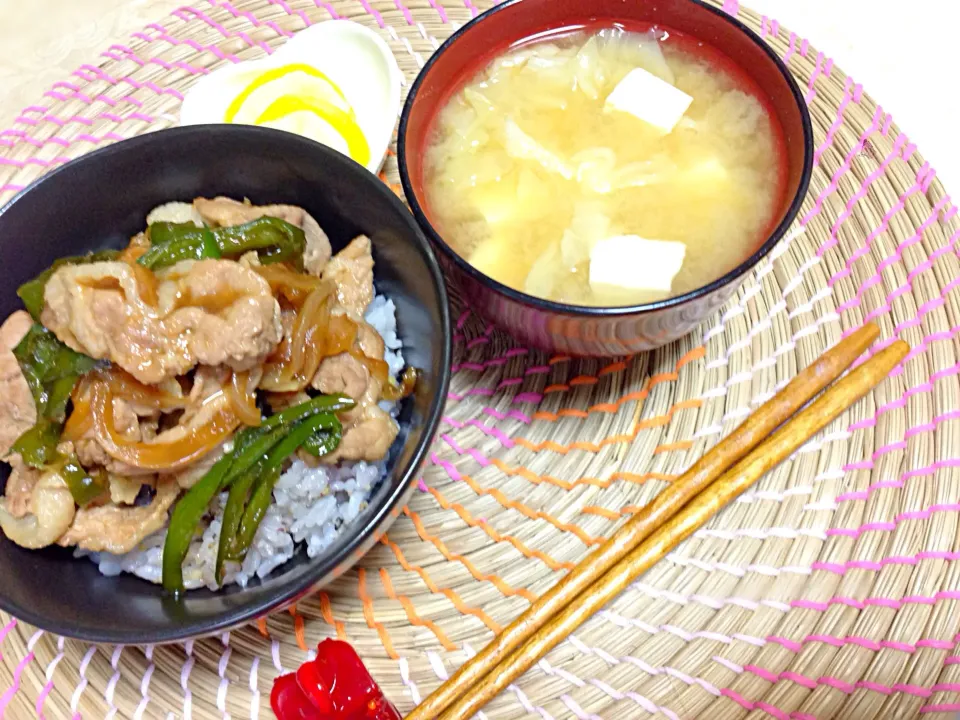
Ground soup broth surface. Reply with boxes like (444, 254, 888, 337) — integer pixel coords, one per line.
(424, 26, 786, 306)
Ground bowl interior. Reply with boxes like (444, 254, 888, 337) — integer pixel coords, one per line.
(0, 125, 450, 643)
(400, 0, 811, 309)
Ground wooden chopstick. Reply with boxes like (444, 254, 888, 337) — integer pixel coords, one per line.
(406, 323, 881, 720)
(437, 338, 909, 719)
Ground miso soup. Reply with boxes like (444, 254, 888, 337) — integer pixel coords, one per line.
(423, 26, 787, 307)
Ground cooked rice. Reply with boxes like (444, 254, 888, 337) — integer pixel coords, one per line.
(80, 295, 402, 590)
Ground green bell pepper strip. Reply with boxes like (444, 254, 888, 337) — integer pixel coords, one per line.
(230, 419, 342, 560)
(161, 452, 234, 595)
(10, 325, 100, 470)
(215, 412, 338, 583)
(60, 454, 107, 507)
(137, 225, 221, 270)
(262, 414, 340, 464)
(217, 425, 288, 493)
(13, 426, 108, 505)
(211, 217, 306, 271)
(148, 222, 208, 248)
(214, 464, 261, 584)
(11, 419, 63, 468)
(161, 394, 354, 594)
(142, 217, 305, 271)
(45, 374, 84, 425)
(229, 466, 281, 562)
(13, 324, 99, 421)
(300, 418, 343, 457)
(231, 394, 353, 457)
(17, 250, 120, 321)
(169, 423, 288, 590)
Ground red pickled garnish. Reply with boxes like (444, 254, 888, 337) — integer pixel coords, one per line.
(296, 660, 334, 713)
(364, 695, 402, 720)
(271, 639, 401, 720)
(314, 639, 381, 715)
(271, 673, 324, 719)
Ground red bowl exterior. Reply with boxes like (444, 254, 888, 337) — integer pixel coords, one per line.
(399, 0, 813, 356)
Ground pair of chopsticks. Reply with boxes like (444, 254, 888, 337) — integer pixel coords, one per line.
(406, 323, 907, 720)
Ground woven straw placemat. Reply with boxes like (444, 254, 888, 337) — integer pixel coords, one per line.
(2, 1, 959, 718)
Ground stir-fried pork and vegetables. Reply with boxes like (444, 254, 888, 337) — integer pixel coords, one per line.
(0, 196, 414, 594)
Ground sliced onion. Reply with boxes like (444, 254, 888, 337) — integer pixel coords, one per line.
(254, 264, 329, 306)
(91, 381, 239, 470)
(323, 311, 357, 357)
(354, 349, 389, 389)
(105, 368, 188, 411)
(63, 378, 93, 442)
(226, 370, 262, 427)
(261, 286, 342, 392)
(297, 296, 331, 390)
(382, 366, 418, 402)
(64, 368, 187, 442)
(130, 263, 159, 307)
(117, 234, 158, 305)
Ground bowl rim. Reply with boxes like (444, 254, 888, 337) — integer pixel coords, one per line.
(398, 0, 815, 317)
(0, 124, 453, 643)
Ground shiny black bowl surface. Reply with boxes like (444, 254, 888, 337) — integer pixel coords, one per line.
(0, 125, 451, 643)
(398, 0, 813, 356)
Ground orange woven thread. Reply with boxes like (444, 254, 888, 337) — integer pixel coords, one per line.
(531, 393, 645, 422)
(523, 346, 705, 442)
(380, 566, 457, 649)
(538, 355, 627, 393)
(523, 395, 702, 450)
(256, 617, 269, 638)
(287, 605, 309, 652)
(489, 458, 585, 490)
(377, 170, 403, 196)
(569, 375, 599, 387)
(539, 346, 701, 394)
(654, 440, 694, 454)
(379, 533, 503, 633)
(403, 507, 537, 602)
(426, 487, 575, 571)
(378, 567, 457, 651)
(582, 504, 644, 518)
(601, 360, 629, 375)
(459, 473, 604, 546)
(616, 471, 678, 484)
(517, 432, 638, 453)
(318, 592, 347, 641)
(636, 397, 704, 431)
(357, 568, 399, 659)
(543, 408, 590, 418)
(581, 506, 622, 520)
(488, 458, 677, 490)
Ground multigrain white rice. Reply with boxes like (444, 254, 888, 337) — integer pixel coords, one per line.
(80, 295, 402, 590)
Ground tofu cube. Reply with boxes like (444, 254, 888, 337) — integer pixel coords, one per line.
(589, 235, 686, 303)
(604, 67, 693, 134)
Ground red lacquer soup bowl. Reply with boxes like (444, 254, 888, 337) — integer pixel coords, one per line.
(398, 0, 813, 357)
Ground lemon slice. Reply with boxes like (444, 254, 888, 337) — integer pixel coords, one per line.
(256, 95, 370, 167)
(225, 63, 352, 124)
